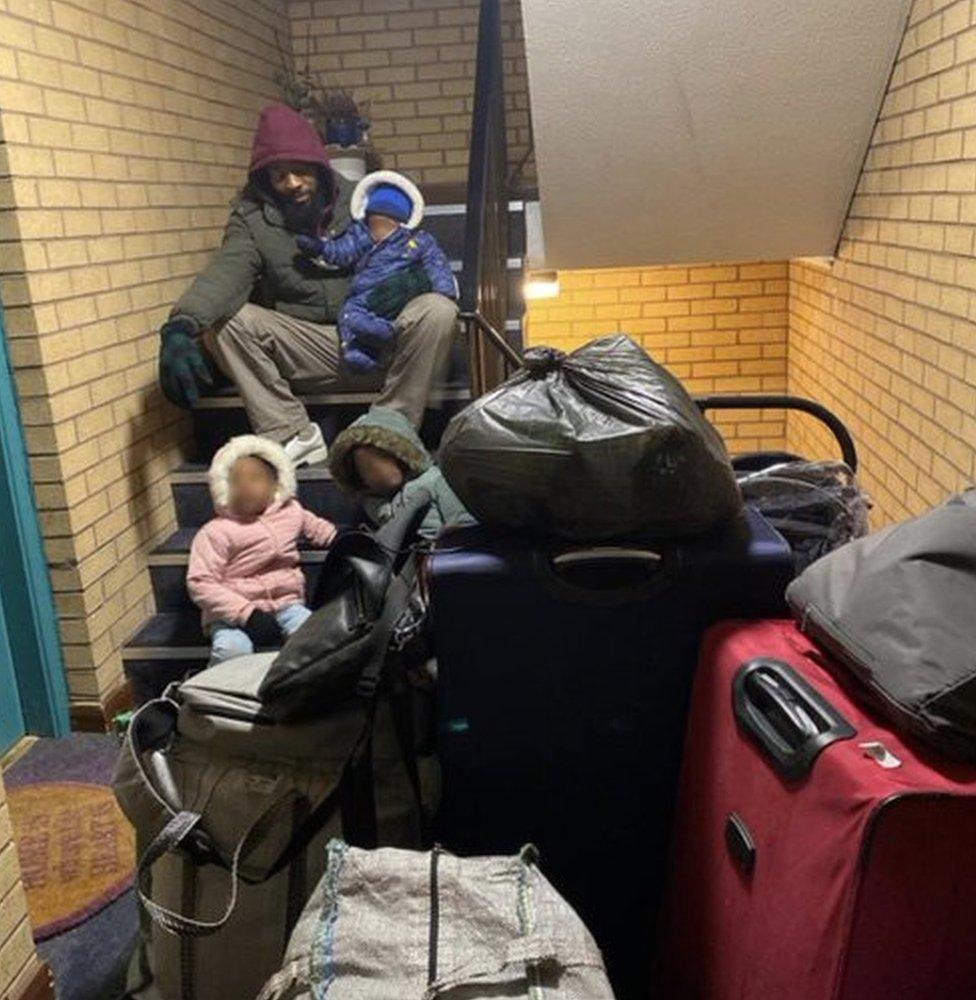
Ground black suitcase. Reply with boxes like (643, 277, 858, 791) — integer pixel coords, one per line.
(429, 508, 791, 997)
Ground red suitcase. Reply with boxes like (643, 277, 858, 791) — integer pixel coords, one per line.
(658, 618, 976, 1000)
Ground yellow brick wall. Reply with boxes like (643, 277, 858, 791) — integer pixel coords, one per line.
(525, 263, 790, 454)
(787, 0, 976, 526)
(287, 0, 533, 187)
(0, 0, 289, 709)
(0, 770, 37, 997)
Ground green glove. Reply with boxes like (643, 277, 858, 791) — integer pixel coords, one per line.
(159, 319, 212, 409)
(365, 264, 433, 319)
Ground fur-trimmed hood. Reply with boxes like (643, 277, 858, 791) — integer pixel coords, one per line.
(351, 170, 425, 229)
(208, 434, 297, 513)
(329, 407, 431, 493)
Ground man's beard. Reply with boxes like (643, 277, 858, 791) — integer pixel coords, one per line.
(277, 185, 330, 234)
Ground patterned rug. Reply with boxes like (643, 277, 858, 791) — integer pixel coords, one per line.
(7, 780, 135, 940)
(4, 734, 135, 944)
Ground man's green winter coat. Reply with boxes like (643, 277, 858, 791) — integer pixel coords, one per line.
(168, 174, 356, 333)
(329, 407, 472, 539)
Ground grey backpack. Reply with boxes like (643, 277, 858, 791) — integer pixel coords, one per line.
(114, 651, 438, 999)
(258, 841, 615, 999)
(787, 490, 976, 762)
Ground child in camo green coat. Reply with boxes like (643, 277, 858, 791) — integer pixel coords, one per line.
(328, 406, 472, 539)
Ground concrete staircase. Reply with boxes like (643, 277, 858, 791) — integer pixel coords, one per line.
(122, 197, 530, 706)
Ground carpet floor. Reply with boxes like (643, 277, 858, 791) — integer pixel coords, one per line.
(4, 734, 139, 1000)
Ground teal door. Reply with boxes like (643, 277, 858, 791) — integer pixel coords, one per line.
(0, 296, 69, 754)
(0, 590, 26, 752)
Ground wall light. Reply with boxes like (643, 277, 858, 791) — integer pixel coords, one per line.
(523, 269, 560, 300)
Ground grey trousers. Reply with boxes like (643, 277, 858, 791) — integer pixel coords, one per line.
(203, 293, 458, 441)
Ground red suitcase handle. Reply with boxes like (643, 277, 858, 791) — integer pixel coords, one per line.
(733, 658, 856, 780)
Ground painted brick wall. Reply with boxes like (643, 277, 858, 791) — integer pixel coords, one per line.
(286, 0, 533, 187)
(0, 770, 37, 997)
(788, 0, 976, 526)
(525, 262, 790, 454)
(0, 0, 289, 709)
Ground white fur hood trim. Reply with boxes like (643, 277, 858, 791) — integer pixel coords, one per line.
(208, 434, 297, 511)
(351, 170, 425, 229)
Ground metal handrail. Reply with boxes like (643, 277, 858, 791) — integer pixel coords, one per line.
(458, 311, 523, 371)
(461, 0, 511, 396)
(694, 394, 858, 471)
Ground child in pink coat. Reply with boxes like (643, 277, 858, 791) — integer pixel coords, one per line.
(187, 434, 337, 664)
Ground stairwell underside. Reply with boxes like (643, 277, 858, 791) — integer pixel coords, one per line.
(521, 0, 911, 268)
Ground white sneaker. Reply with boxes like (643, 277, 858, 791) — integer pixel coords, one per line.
(283, 423, 328, 467)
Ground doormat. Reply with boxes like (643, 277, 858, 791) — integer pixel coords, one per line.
(6, 780, 135, 941)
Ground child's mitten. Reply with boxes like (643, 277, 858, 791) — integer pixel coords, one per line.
(342, 343, 381, 374)
(295, 234, 327, 257)
(244, 609, 284, 647)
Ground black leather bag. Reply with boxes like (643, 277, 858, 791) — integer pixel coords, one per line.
(258, 490, 433, 720)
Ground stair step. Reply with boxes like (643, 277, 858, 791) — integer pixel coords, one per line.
(191, 382, 471, 406)
(123, 609, 210, 658)
(190, 385, 469, 464)
(171, 463, 363, 528)
(122, 611, 211, 705)
(149, 525, 333, 612)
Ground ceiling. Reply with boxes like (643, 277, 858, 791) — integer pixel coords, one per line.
(520, 0, 911, 268)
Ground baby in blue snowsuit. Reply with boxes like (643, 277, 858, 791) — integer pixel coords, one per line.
(297, 170, 458, 374)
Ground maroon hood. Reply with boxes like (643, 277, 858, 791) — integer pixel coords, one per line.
(249, 103, 331, 176)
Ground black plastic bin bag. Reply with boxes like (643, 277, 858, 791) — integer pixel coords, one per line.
(440, 335, 742, 541)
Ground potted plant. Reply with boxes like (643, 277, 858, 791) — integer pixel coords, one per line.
(320, 86, 368, 148)
(275, 33, 379, 181)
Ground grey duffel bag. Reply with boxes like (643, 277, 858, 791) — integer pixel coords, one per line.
(258, 841, 615, 999)
(114, 651, 438, 1000)
(787, 489, 976, 762)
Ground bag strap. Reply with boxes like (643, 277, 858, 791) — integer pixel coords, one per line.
(355, 555, 419, 699)
(135, 788, 302, 938)
(255, 958, 306, 1000)
(125, 696, 181, 812)
(125, 695, 360, 936)
(338, 699, 379, 847)
(263, 704, 374, 873)
(346, 554, 433, 847)
(136, 810, 234, 938)
(274, 559, 428, 854)
(388, 653, 431, 844)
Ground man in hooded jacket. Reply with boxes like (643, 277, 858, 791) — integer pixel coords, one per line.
(158, 103, 458, 466)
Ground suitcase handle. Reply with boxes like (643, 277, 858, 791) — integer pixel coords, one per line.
(694, 394, 858, 472)
(733, 658, 856, 780)
(551, 547, 663, 569)
(536, 544, 674, 606)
